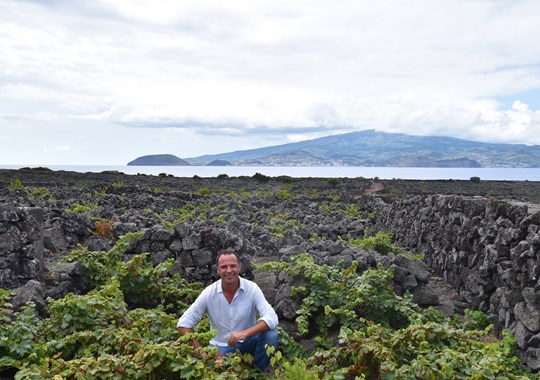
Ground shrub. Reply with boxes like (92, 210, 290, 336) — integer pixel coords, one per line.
(68, 202, 99, 214)
(276, 187, 294, 200)
(252, 172, 270, 183)
(470, 176, 481, 183)
(7, 178, 24, 190)
(93, 218, 114, 240)
(29, 187, 51, 199)
(197, 187, 211, 196)
(348, 231, 400, 255)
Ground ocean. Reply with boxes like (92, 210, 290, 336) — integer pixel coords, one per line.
(1, 165, 540, 181)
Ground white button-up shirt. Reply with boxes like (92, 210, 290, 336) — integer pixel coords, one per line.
(177, 276, 279, 346)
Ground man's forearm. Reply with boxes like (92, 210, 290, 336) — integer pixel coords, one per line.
(177, 326, 202, 348)
(228, 320, 270, 346)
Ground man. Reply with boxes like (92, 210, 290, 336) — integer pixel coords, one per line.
(177, 251, 279, 372)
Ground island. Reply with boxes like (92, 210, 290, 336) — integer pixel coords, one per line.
(127, 154, 190, 166)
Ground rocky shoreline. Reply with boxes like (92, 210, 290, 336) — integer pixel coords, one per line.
(2, 168, 540, 369)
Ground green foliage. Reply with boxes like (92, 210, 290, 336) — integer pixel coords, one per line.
(470, 176, 481, 183)
(453, 308, 492, 331)
(93, 186, 109, 197)
(169, 203, 208, 223)
(278, 254, 417, 334)
(65, 233, 201, 309)
(217, 173, 229, 179)
(258, 254, 534, 379)
(0, 290, 44, 370)
(28, 187, 53, 201)
(348, 231, 400, 255)
(2, 235, 535, 379)
(311, 321, 530, 380)
(0, 224, 537, 380)
(345, 203, 361, 219)
(1, 229, 267, 379)
(276, 186, 294, 200)
(3, 279, 258, 379)
(319, 201, 339, 215)
(264, 212, 303, 239)
(8, 178, 25, 190)
(155, 213, 174, 232)
(68, 201, 99, 213)
(269, 346, 319, 380)
(197, 187, 211, 196)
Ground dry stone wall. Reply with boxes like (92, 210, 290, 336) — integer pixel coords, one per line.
(0, 205, 43, 289)
(360, 194, 540, 369)
(4, 191, 540, 369)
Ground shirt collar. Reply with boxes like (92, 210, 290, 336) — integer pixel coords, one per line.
(217, 276, 244, 293)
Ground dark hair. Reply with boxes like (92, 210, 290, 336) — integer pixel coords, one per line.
(216, 251, 239, 266)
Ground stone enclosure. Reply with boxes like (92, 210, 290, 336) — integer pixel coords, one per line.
(1, 170, 540, 369)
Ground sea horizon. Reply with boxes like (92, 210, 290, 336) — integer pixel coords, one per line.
(1, 164, 540, 181)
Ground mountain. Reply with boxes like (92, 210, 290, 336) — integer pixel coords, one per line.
(128, 154, 190, 166)
(184, 130, 540, 168)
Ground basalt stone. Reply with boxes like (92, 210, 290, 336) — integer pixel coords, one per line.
(407, 259, 431, 284)
(514, 302, 540, 333)
(524, 348, 540, 371)
(169, 239, 184, 252)
(522, 287, 538, 305)
(43, 225, 68, 252)
(412, 284, 439, 306)
(11, 279, 46, 313)
(182, 234, 202, 251)
(0, 227, 22, 252)
(112, 222, 138, 238)
(391, 264, 408, 284)
(393, 254, 410, 268)
(150, 226, 174, 242)
(514, 321, 533, 349)
(84, 236, 113, 252)
(191, 248, 212, 267)
(403, 274, 418, 291)
(0, 267, 14, 288)
(150, 250, 172, 264)
(324, 253, 354, 267)
(0, 206, 20, 222)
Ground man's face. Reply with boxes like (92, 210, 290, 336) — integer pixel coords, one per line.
(217, 254, 241, 287)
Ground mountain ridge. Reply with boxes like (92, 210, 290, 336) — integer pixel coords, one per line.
(129, 130, 540, 167)
(185, 130, 540, 168)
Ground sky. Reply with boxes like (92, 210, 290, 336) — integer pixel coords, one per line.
(1, 0, 540, 165)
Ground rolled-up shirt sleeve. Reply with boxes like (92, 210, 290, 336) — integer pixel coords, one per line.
(177, 288, 208, 329)
(253, 284, 279, 330)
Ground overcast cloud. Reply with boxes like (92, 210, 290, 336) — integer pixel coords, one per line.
(1, 0, 540, 165)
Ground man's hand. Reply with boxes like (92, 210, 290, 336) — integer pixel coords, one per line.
(228, 331, 247, 347)
(177, 327, 202, 348)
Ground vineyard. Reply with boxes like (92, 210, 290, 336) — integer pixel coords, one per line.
(1, 232, 537, 379)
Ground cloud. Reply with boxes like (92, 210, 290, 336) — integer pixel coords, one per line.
(1, 0, 540, 165)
